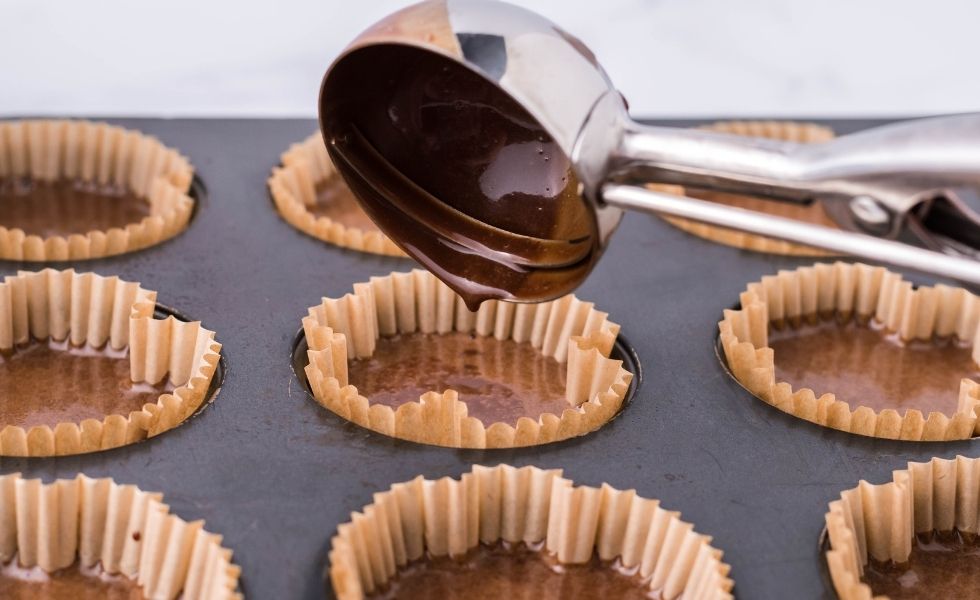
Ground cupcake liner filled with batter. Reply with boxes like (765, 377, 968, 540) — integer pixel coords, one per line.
(825, 456, 980, 600)
(0, 269, 221, 457)
(301, 269, 633, 449)
(0, 472, 240, 599)
(0, 119, 195, 261)
(719, 262, 980, 441)
(328, 464, 733, 600)
(652, 120, 839, 256)
(267, 132, 404, 256)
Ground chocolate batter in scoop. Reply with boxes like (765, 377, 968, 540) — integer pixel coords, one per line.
(347, 332, 570, 425)
(311, 178, 381, 232)
(862, 530, 980, 599)
(769, 317, 978, 415)
(322, 45, 598, 309)
(366, 542, 660, 600)
(0, 338, 173, 430)
(0, 559, 144, 600)
(0, 177, 152, 237)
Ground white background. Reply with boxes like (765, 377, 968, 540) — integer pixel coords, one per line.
(2, 0, 978, 118)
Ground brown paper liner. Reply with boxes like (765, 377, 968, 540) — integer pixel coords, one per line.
(654, 120, 838, 256)
(825, 455, 980, 600)
(0, 119, 195, 261)
(0, 269, 222, 457)
(302, 269, 633, 448)
(0, 472, 240, 599)
(719, 262, 980, 441)
(267, 132, 405, 257)
(329, 464, 733, 600)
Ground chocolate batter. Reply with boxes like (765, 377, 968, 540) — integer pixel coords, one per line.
(769, 317, 978, 415)
(321, 45, 598, 309)
(366, 542, 660, 600)
(862, 530, 980, 599)
(0, 338, 173, 430)
(0, 177, 151, 237)
(0, 559, 144, 599)
(347, 332, 570, 424)
(311, 178, 381, 231)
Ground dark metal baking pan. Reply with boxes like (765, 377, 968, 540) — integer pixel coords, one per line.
(1, 118, 974, 600)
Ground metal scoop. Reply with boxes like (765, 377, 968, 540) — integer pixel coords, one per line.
(320, 0, 980, 305)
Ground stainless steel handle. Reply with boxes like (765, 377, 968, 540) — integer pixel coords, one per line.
(602, 183, 980, 286)
(613, 123, 809, 201)
(610, 114, 980, 213)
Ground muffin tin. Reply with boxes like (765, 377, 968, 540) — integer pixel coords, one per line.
(1, 117, 975, 600)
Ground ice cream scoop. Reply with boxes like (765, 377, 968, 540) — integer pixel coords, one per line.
(320, 0, 980, 307)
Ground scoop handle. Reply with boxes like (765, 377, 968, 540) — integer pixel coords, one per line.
(601, 183, 980, 286)
(613, 114, 980, 207)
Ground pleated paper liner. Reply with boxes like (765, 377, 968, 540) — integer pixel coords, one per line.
(301, 269, 633, 449)
(329, 464, 733, 600)
(652, 120, 838, 256)
(267, 132, 404, 257)
(0, 472, 240, 599)
(0, 119, 195, 261)
(825, 456, 980, 600)
(719, 262, 980, 441)
(0, 269, 221, 457)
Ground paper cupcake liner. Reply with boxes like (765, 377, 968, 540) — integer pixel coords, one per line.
(267, 132, 404, 257)
(698, 120, 836, 143)
(0, 472, 240, 599)
(654, 120, 838, 257)
(0, 269, 221, 457)
(719, 262, 980, 441)
(0, 119, 195, 261)
(825, 455, 980, 600)
(302, 269, 633, 448)
(329, 464, 732, 600)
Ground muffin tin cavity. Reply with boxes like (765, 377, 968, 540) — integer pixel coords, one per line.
(0, 269, 222, 457)
(0, 119, 197, 261)
(825, 456, 980, 600)
(718, 262, 980, 441)
(294, 269, 638, 448)
(0, 473, 240, 598)
(327, 465, 732, 600)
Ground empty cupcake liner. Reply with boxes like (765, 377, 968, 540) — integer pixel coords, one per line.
(302, 269, 633, 448)
(329, 464, 733, 600)
(267, 132, 404, 257)
(0, 472, 240, 599)
(719, 262, 980, 441)
(0, 119, 195, 261)
(653, 120, 838, 256)
(825, 455, 980, 600)
(0, 269, 221, 456)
